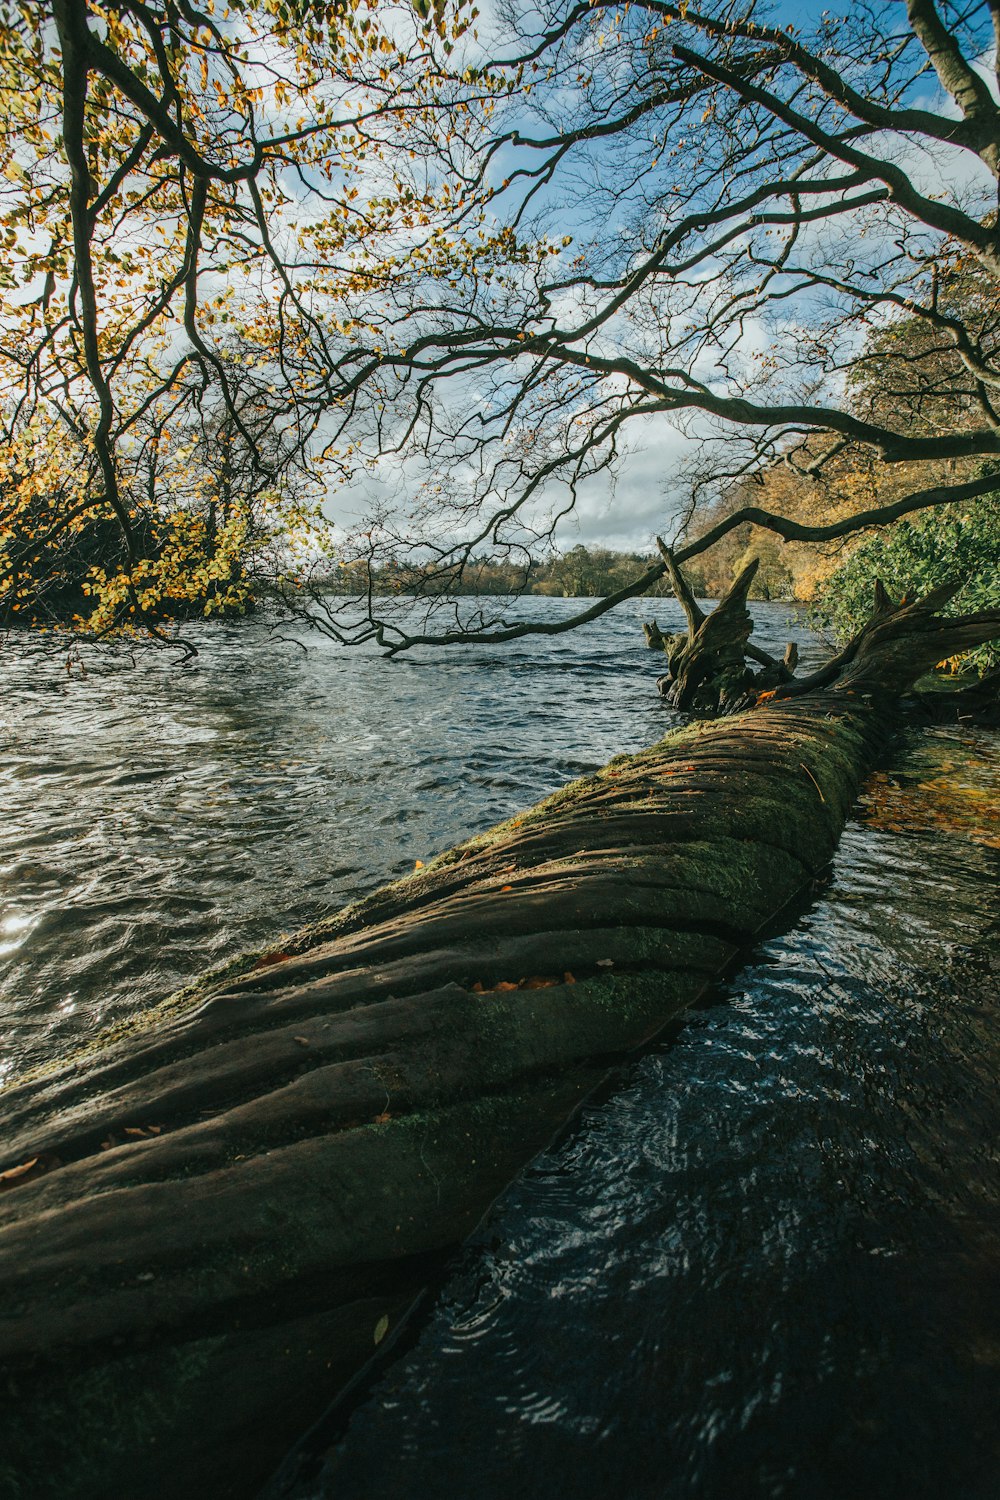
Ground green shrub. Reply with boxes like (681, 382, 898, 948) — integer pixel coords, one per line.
(814, 494, 1000, 672)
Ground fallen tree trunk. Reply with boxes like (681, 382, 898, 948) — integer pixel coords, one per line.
(1, 590, 998, 1499)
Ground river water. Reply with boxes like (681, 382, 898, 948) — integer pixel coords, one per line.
(0, 597, 818, 1082)
(3, 600, 999, 1499)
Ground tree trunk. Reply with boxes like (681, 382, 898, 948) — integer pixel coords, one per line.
(1, 590, 998, 1498)
(650, 541, 766, 712)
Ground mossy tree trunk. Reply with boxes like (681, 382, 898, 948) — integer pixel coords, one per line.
(1, 589, 998, 1499)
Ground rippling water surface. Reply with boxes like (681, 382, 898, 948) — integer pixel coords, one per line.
(6, 596, 789, 1081)
(4, 600, 999, 1500)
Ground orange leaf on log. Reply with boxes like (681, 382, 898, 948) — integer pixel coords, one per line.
(0, 1158, 38, 1183)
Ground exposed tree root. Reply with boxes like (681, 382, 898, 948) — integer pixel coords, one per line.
(647, 549, 1000, 720)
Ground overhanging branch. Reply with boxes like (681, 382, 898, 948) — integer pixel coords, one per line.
(359, 467, 1000, 655)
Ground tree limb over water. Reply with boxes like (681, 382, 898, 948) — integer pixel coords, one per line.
(3, 1, 1000, 647)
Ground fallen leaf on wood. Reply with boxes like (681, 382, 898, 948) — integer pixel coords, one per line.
(0, 1158, 38, 1183)
(374, 1112, 392, 1124)
(473, 971, 577, 994)
(500, 884, 514, 892)
(293, 1036, 310, 1046)
(253, 951, 293, 969)
(374, 1315, 390, 1345)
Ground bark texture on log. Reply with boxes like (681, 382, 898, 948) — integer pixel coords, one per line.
(1, 592, 998, 1499)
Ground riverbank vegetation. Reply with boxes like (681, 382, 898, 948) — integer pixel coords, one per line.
(290, 544, 676, 601)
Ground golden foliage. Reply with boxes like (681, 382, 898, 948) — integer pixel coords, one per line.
(0, 0, 494, 632)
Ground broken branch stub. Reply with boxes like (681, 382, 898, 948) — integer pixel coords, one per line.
(648, 555, 997, 718)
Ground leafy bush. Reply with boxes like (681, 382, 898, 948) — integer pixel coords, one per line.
(814, 495, 1000, 672)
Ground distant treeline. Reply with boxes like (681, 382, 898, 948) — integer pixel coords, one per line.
(322, 545, 752, 601)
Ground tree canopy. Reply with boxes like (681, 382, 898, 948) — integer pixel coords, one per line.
(0, 0, 477, 634)
(2, 0, 999, 651)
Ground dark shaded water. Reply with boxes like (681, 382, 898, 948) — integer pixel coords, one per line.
(301, 766, 1000, 1500)
(3, 601, 999, 1499)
